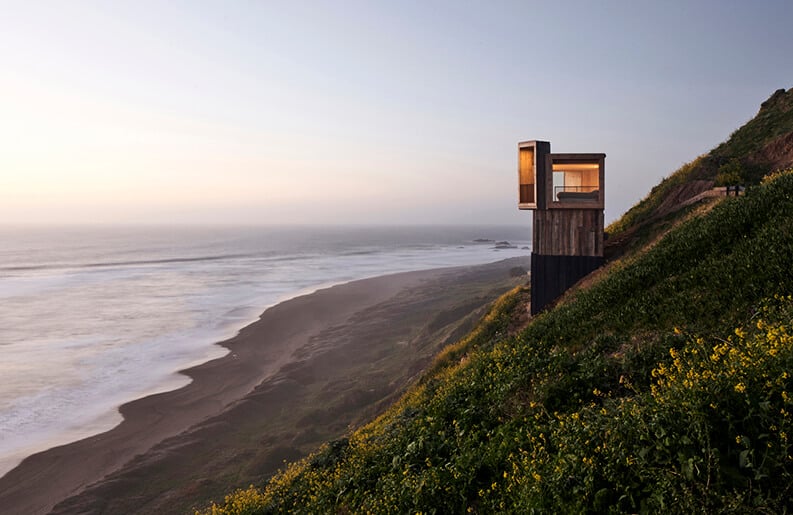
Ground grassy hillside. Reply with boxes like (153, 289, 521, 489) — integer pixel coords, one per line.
(201, 89, 793, 513)
(606, 87, 793, 257)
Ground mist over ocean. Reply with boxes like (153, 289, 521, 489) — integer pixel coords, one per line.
(0, 225, 529, 477)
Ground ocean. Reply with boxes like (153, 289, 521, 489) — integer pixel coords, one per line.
(0, 225, 529, 478)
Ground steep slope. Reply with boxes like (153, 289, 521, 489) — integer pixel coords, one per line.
(203, 88, 793, 513)
(606, 87, 793, 259)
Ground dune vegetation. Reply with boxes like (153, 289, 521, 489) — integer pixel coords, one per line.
(200, 88, 793, 513)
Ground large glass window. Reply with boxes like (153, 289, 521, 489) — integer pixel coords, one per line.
(551, 161, 600, 202)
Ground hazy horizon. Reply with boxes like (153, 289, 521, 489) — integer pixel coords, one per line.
(2, 1, 792, 226)
(0, 221, 528, 228)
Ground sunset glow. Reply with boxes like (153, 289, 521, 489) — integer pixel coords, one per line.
(1, 1, 791, 225)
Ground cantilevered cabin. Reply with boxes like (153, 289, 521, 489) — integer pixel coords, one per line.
(518, 140, 605, 314)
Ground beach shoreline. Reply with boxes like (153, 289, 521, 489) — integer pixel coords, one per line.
(0, 257, 529, 515)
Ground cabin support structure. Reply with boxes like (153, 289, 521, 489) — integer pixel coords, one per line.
(518, 140, 606, 315)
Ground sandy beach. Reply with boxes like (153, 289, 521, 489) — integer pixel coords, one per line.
(0, 257, 528, 515)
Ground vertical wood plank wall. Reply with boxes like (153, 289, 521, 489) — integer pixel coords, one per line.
(532, 209, 604, 257)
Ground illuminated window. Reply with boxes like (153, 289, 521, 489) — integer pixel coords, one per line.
(519, 147, 535, 205)
(551, 160, 600, 203)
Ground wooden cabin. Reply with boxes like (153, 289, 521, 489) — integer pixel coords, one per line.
(518, 140, 606, 314)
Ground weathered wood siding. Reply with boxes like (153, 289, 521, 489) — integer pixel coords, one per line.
(532, 209, 604, 257)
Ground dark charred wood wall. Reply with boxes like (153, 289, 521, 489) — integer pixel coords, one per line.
(530, 253, 604, 315)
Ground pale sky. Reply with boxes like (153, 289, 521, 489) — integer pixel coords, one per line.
(1, 1, 791, 226)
